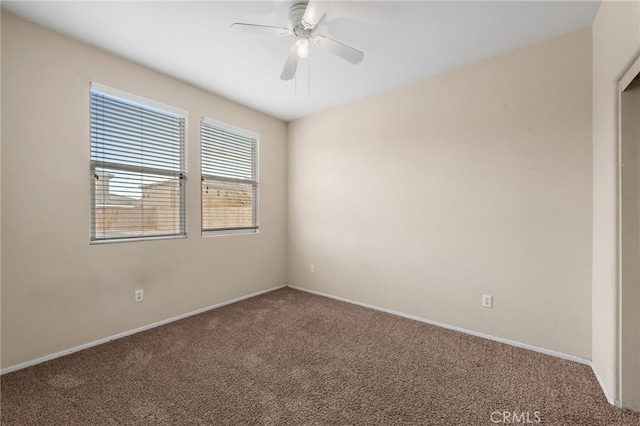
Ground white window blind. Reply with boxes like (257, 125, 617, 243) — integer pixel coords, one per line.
(90, 83, 187, 243)
(201, 118, 259, 234)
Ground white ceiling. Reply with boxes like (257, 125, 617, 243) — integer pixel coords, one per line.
(2, 1, 601, 121)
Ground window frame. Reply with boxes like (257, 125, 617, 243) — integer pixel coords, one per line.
(200, 117, 260, 236)
(89, 82, 188, 244)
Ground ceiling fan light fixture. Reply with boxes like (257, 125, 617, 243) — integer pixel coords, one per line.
(296, 37, 309, 58)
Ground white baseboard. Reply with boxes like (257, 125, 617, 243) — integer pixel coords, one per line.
(3, 282, 622, 411)
(590, 361, 622, 407)
(287, 285, 630, 408)
(1, 285, 286, 375)
(286, 284, 592, 366)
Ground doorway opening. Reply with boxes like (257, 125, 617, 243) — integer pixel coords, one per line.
(619, 67, 640, 412)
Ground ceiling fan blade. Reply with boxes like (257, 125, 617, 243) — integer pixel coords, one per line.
(302, 0, 330, 29)
(280, 43, 299, 81)
(313, 35, 364, 64)
(231, 23, 291, 36)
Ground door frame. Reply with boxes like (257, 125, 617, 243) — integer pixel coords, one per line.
(617, 53, 640, 411)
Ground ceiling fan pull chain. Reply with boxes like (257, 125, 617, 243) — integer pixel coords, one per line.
(308, 54, 311, 99)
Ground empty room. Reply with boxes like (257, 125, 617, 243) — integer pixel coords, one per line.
(1, 0, 639, 424)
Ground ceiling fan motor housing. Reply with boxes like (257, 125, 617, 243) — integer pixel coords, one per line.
(289, 2, 309, 30)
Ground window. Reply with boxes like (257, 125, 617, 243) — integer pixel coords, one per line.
(90, 83, 187, 243)
(200, 118, 259, 235)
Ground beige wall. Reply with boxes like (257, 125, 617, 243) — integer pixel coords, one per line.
(0, 13, 287, 369)
(620, 77, 640, 411)
(4, 6, 634, 402)
(288, 28, 593, 358)
(0, 11, 3, 353)
(592, 0, 640, 405)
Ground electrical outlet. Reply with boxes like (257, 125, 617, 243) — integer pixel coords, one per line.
(135, 289, 144, 303)
(482, 294, 492, 308)
(309, 264, 315, 273)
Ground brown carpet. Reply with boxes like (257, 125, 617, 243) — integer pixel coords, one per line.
(1, 287, 638, 425)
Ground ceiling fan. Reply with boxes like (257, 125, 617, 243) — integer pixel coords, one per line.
(231, 0, 365, 81)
